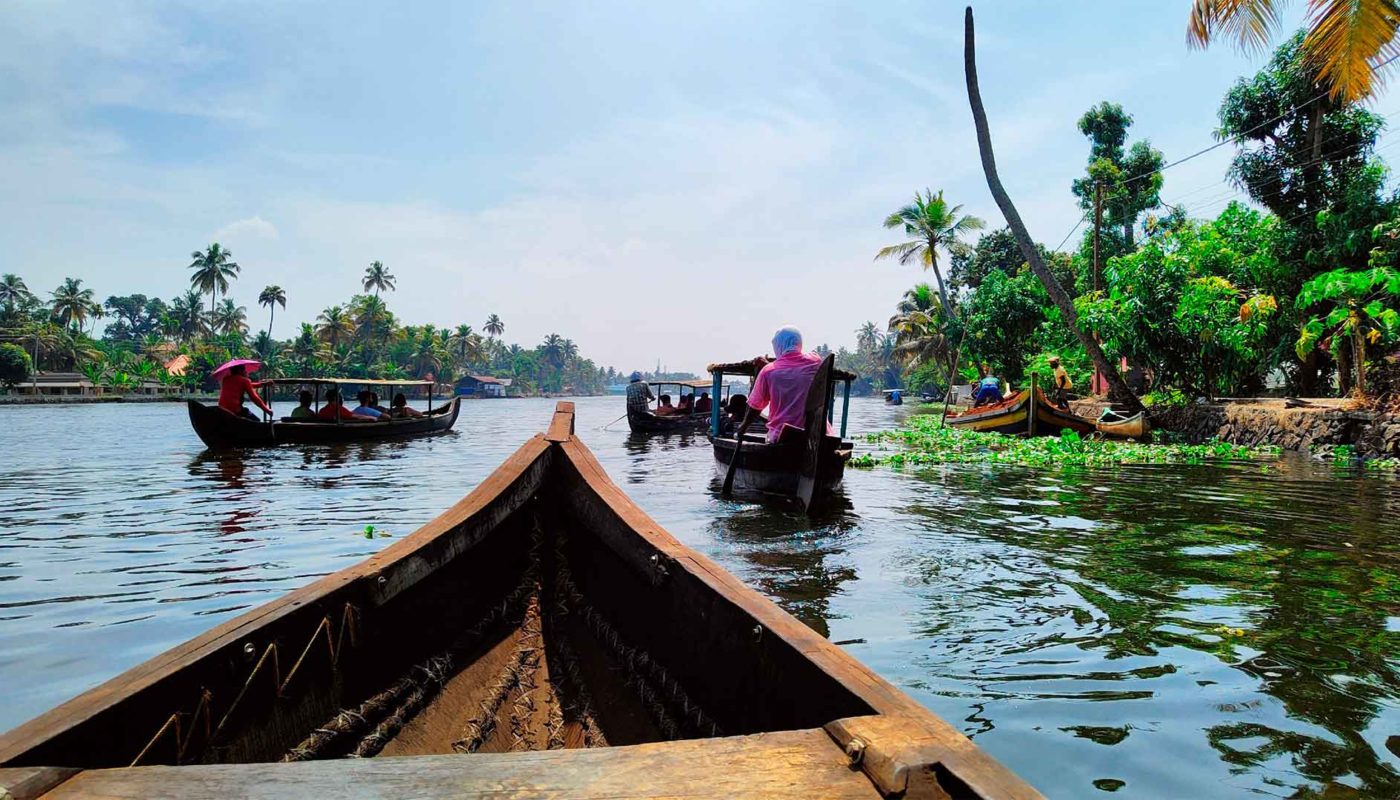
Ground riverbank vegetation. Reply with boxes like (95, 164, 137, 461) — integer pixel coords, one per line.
(0, 259, 616, 395)
(852, 415, 1280, 469)
(837, 30, 1400, 408)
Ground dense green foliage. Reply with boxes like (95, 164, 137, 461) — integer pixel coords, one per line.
(857, 31, 1400, 402)
(0, 343, 30, 388)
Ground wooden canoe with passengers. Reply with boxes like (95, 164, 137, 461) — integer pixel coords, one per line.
(708, 355, 856, 512)
(188, 378, 460, 450)
(0, 403, 1042, 800)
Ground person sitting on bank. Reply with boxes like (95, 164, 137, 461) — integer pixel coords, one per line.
(317, 388, 376, 421)
(390, 392, 423, 418)
(654, 394, 679, 416)
(218, 364, 273, 421)
(695, 391, 713, 414)
(736, 325, 831, 444)
(289, 390, 316, 419)
(351, 390, 384, 419)
(625, 371, 655, 416)
(1049, 356, 1073, 409)
(973, 366, 1004, 407)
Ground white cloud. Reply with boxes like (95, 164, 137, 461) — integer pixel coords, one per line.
(214, 216, 279, 242)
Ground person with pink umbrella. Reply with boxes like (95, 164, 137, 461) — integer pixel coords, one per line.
(214, 359, 273, 421)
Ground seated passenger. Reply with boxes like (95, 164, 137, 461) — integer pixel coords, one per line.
(390, 392, 423, 418)
(317, 388, 376, 421)
(725, 393, 748, 421)
(677, 394, 694, 415)
(351, 390, 385, 419)
(369, 391, 391, 414)
(695, 392, 713, 414)
(654, 394, 679, 416)
(218, 364, 272, 421)
(288, 390, 315, 419)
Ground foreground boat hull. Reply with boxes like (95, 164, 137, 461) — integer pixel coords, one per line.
(1, 403, 1042, 799)
(187, 398, 461, 449)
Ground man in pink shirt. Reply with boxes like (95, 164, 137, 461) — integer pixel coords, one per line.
(740, 325, 832, 443)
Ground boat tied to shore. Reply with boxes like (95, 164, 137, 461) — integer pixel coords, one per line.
(0, 402, 1042, 799)
(187, 377, 460, 449)
(945, 374, 1096, 438)
(707, 355, 856, 512)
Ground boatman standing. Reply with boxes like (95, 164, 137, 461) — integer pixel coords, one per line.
(738, 325, 832, 443)
(1049, 356, 1072, 409)
(626, 371, 654, 416)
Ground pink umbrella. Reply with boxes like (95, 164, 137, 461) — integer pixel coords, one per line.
(211, 358, 262, 381)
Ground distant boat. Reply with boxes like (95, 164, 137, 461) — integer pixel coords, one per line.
(883, 389, 904, 405)
(627, 379, 723, 434)
(946, 375, 1095, 437)
(188, 378, 460, 449)
(0, 401, 1042, 799)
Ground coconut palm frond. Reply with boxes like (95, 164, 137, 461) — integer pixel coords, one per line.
(1305, 0, 1400, 102)
(1187, 0, 1282, 53)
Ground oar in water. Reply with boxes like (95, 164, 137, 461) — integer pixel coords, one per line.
(721, 414, 756, 497)
(600, 412, 628, 431)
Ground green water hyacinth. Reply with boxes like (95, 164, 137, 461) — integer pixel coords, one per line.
(852, 416, 1279, 469)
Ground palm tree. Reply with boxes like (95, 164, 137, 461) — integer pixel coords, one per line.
(258, 285, 286, 341)
(1, 274, 34, 315)
(211, 298, 248, 337)
(964, 7, 1143, 412)
(50, 278, 95, 332)
(362, 260, 396, 297)
(876, 190, 984, 320)
(1187, 0, 1399, 104)
(484, 314, 504, 338)
(169, 290, 206, 342)
(856, 321, 881, 350)
(188, 243, 240, 319)
(315, 305, 354, 349)
(453, 324, 484, 370)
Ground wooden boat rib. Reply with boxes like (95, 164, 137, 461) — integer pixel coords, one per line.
(0, 403, 1042, 799)
(187, 396, 461, 449)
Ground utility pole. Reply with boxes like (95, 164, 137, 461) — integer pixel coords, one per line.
(1092, 181, 1104, 396)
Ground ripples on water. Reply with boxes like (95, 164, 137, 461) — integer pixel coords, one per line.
(2, 397, 1399, 797)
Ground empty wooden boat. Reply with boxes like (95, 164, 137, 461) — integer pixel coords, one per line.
(946, 375, 1095, 438)
(708, 355, 855, 511)
(188, 378, 460, 449)
(1095, 410, 1150, 441)
(0, 403, 1042, 800)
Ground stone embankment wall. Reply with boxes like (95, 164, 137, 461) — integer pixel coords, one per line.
(1072, 398, 1400, 458)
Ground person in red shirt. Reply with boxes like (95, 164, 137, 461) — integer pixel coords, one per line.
(315, 388, 376, 421)
(218, 364, 273, 421)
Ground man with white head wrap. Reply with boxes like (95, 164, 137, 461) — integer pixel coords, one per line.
(739, 325, 833, 443)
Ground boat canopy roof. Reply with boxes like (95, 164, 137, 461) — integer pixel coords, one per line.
(265, 377, 434, 386)
(707, 359, 857, 382)
(648, 379, 722, 390)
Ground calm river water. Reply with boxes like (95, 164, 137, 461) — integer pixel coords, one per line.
(2, 396, 1399, 797)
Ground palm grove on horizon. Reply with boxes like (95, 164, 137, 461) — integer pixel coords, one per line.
(0, 254, 618, 395)
(847, 14, 1400, 404)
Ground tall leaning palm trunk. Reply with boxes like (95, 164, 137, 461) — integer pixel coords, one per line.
(963, 7, 1143, 413)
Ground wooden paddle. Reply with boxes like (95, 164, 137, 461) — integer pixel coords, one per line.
(720, 411, 755, 497)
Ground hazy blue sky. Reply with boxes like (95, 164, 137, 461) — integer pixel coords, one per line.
(3, 1, 1388, 374)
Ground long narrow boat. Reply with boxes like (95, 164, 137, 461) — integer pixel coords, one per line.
(626, 380, 724, 434)
(188, 378, 460, 449)
(0, 403, 1041, 799)
(707, 356, 855, 511)
(946, 375, 1095, 438)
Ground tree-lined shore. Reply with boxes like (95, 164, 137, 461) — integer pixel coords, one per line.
(0, 255, 616, 396)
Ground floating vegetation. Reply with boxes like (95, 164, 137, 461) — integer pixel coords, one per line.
(851, 416, 1280, 469)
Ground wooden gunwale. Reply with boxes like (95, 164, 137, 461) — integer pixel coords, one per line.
(1, 402, 1044, 799)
